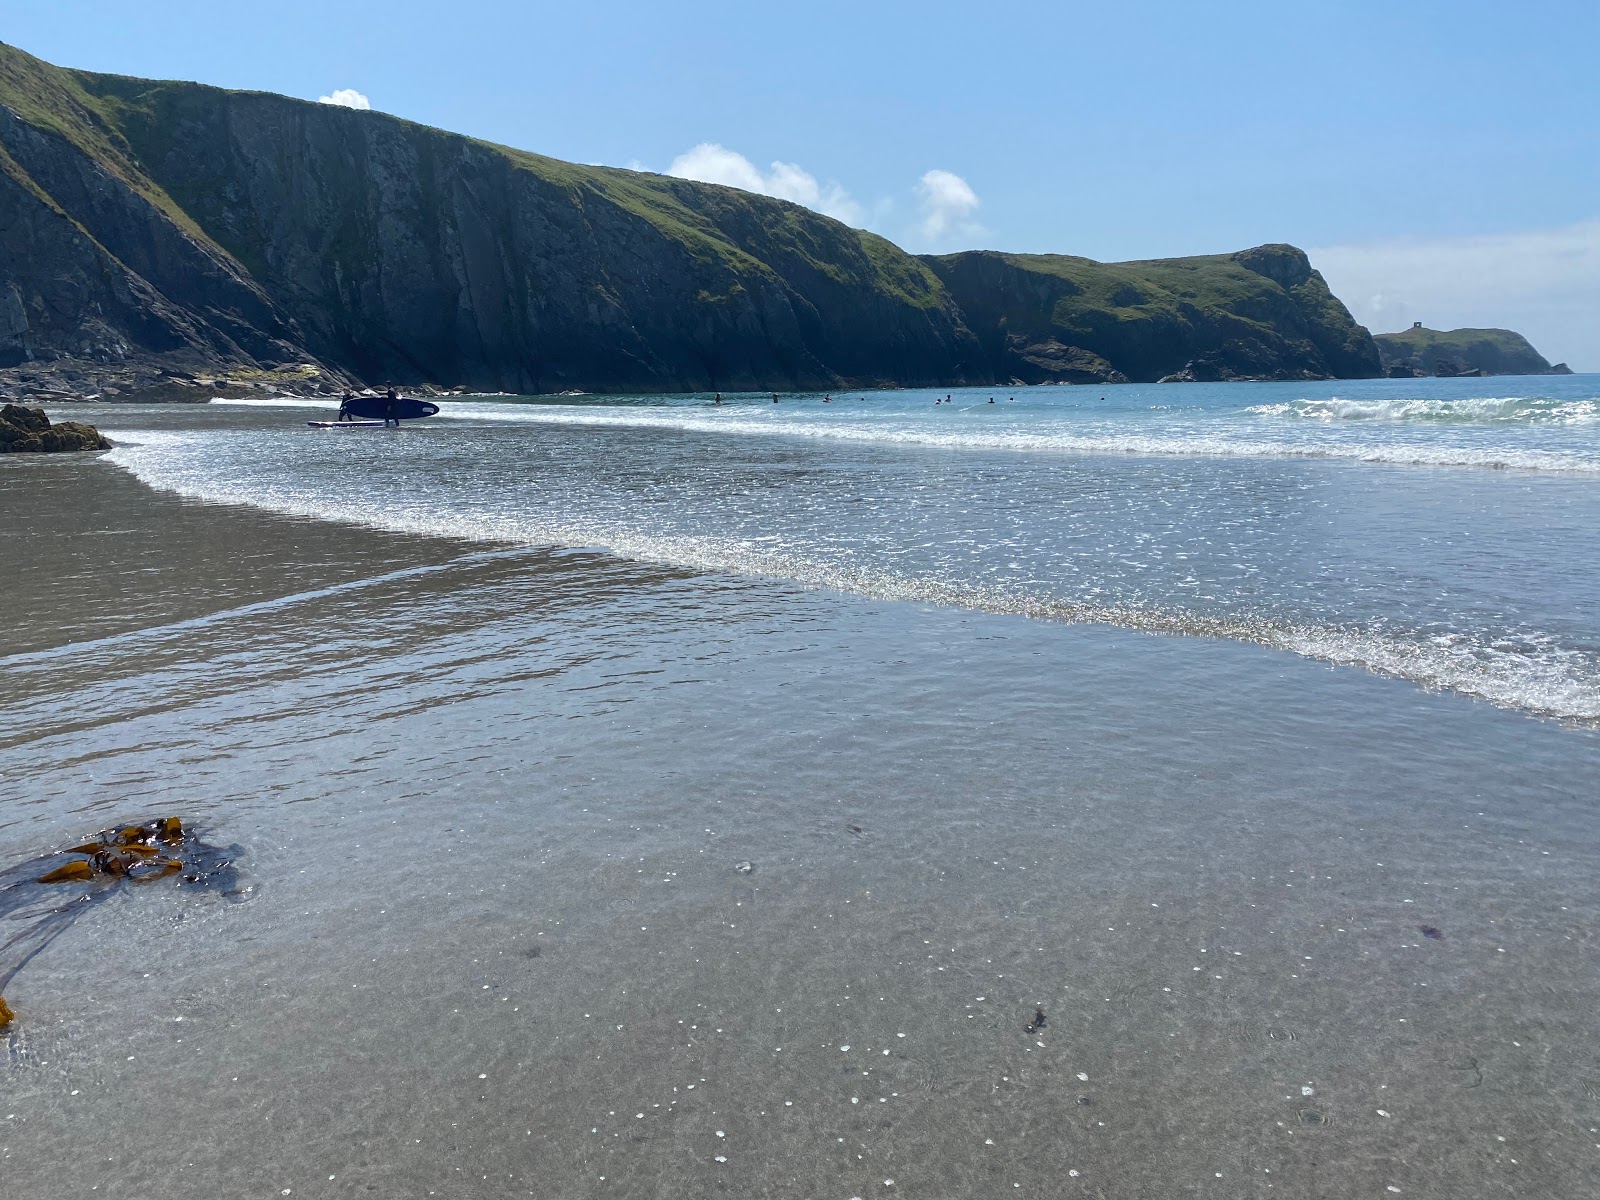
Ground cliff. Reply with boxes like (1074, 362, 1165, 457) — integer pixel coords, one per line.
(923, 245, 1381, 384)
(0, 43, 1381, 396)
(1373, 326, 1572, 377)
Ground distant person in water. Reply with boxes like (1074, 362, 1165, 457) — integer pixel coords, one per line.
(714, 393, 722, 405)
(824, 394, 831, 403)
(773, 394, 779, 403)
(337, 390, 355, 421)
(988, 397, 995, 404)
(384, 386, 399, 427)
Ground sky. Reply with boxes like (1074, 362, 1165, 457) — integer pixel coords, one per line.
(8, 0, 1598, 367)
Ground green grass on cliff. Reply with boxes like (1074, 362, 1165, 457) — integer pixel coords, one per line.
(0, 42, 231, 255)
(1375, 326, 1539, 356)
(6, 38, 938, 317)
(955, 250, 1296, 330)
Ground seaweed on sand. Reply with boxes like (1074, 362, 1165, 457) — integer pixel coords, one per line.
(0, 817, 248, 1028)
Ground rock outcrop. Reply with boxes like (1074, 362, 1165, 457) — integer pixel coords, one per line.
(1, 41, 1385, 395)
(0, 403, 109, 452)
(1374, 326, 1570, 377)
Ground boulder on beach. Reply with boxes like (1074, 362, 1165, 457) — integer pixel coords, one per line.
(0, 403, 111, 453)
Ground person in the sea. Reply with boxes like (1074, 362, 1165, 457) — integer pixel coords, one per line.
(824, 394, 831, 403)
(772, 394, 779, 403)
(988, 397, 995, 404)
(384, 386, 399, 427)
(337, 390, 355, 421)
(714, 393, 722, 405)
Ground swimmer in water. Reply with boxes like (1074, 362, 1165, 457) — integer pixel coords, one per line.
(824, 394, 831, 403)
(714, 392, 722, 405)
(773, 393, 779, 403)
(988, 397, 995, 404)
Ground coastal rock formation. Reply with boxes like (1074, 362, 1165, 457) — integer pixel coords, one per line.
(1, 41, 1383, 394)
(925, 244, 1380, 384)
(0, 403, 110, 452)
(1374, 326, 1572, 377)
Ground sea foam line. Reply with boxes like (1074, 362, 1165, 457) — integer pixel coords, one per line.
(434, 404, 1600, 475)
(100, 444, 1600, 723)
(206, 394, 1600, 474)
(1249, 395, 1599, 424)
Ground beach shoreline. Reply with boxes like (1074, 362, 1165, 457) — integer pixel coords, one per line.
(3, 445, 1599, 1198)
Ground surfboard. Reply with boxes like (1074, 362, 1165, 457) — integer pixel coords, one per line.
(307, 420, 387, 428)
(341, 395, 441, 421)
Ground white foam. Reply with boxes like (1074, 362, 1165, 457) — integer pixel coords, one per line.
(102, 433, 1600, 723)
(1248, 395, 1599, 425)
(207, 396, 340, 409)
(429, 403, 1600, 475)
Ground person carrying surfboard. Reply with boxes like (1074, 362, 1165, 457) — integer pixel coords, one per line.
(384, 386, 399, 428)
(337, 390, 355, 422)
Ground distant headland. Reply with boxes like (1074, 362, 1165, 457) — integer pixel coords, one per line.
(1374, 324, 1573, 378)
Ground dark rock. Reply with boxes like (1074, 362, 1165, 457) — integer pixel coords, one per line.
(1003, 334, 1128, 384)
(0, 404, 111, 452)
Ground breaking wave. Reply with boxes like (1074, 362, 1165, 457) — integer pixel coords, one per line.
(1248, 395, 1599, 425)
(105, 431, 1600, 723)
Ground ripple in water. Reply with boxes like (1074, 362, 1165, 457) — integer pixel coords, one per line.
(111, 379, 1600, 723)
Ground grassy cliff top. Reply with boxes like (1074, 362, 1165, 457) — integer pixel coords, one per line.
(1373, 326, 1553, 372)
(1375, 326, 1539, 351)
(0, 41, 945, 310)
(924, 244, 1321, 315)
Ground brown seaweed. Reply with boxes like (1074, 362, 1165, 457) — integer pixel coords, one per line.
(0, 816, 248, 1029)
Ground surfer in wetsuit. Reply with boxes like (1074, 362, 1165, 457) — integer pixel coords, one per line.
(337, 390, 355, 421)
(384, 386, 399, 427)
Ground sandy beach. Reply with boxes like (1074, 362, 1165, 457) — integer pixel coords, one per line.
(3, 410, 1599, 1198)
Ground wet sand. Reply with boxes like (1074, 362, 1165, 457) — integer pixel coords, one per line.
(2, 451, 1599, 1199)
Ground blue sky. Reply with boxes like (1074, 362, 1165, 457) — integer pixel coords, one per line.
(9, 0, 1598, 366)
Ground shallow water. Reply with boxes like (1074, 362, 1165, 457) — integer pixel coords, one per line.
(1, 385, 1598, 1198)
(92, 376, 1600, 721)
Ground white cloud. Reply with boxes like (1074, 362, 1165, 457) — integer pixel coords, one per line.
(915, 169, 983, 246)
(317, 88, 371, 110)
(1313, 218, 1600, 370)
(666, 143, 863, 226)
(655, 146, 987, 252)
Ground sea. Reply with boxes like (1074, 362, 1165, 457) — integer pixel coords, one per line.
(2, 375, 1598, 1199)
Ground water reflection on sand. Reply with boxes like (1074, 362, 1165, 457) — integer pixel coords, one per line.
(0, 451, 1597, 1199)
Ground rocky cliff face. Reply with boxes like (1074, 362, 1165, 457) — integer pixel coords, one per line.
(924, 244, 1381, 384)
(1373, 326, 1571, 377)
(0, 43, 1381, 395)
